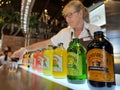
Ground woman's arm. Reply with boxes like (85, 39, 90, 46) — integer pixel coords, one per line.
(26, 39, 53, 50)
(11, 39, 53, 58)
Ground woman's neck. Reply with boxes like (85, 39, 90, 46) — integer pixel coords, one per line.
(73, 22, 84, 38)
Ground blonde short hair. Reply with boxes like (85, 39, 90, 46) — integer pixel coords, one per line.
(62, 0, 90, 23)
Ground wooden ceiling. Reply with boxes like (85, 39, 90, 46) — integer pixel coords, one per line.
(32, 0, 97, 18)
(10, 0, 102, 18)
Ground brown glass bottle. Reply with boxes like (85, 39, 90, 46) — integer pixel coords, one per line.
(87, 31, 115, 87)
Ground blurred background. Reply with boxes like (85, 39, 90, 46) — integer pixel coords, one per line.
(0, 0, 120, 73)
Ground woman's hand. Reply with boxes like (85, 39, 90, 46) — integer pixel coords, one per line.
(11, 47, 27, 59)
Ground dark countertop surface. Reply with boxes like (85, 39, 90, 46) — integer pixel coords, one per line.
(0, 65, 120, 90)
(0, 66, 71, 90)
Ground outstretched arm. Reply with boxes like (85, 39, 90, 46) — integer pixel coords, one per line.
(26, 39, 53, 50)
(12, 39, 53, 58)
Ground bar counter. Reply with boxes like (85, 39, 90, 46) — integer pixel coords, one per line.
(0, 66, 71, 90)
(0, 65, 120, 90)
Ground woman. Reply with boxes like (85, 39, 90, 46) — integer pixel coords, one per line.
(0, 46, 12, 65)
(12, 0, 101, 57)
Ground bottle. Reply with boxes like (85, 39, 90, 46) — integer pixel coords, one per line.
(22, 52, 29, 67)
(87, 31, 115, 88)
(36, 49, 44, 72)
(32, 51, 37, 70)
(9, 58, 19, 72)
(43, 45, 54, 75)
(27, 51, 31, 68)
(67, 38, 87, 84)
(53, 43, 67, 78)
(28, 50, 34, 68)
(32, 49, 44, 72)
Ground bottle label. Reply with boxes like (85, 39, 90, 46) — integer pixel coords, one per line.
(67, 52, 82, 76)
(43, 56, 50, 70)
(53, 55, 62, 72)
(33, 57, 36, 67)
(87, 49, 114, 82)
(37, 55, 43, 69)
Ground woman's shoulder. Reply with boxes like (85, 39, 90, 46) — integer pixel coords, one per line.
(61, 26, 71, 31)
(57, 26, 72, 35)
(85, 23, 101, 34)
(0, 55, 5, 58)
(86, 23, 101, 30)
(0, 55, 5, 61)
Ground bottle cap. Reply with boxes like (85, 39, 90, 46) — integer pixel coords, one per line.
(94, 31, 104, 36)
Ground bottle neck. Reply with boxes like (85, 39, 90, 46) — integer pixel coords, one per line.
(48, 45, 53, 50)
(70, 38, 86, 53)
(73, 38, 79, 43)
(58, 43, 64, 49)
(94, 35, 104, 41)
(94, 31, 104, 41)
(72, 38, 82, 47)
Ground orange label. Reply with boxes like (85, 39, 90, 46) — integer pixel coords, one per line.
(87, 49, 114, 82)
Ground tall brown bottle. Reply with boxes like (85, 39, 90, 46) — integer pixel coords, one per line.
(87, 31, 115, 87)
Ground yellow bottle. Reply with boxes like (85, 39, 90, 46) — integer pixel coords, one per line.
(53, 43, 67, 78)
(43, 45, 53, 75)
(22, 52, 29, 67)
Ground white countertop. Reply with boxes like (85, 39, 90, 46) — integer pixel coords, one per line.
(20, 66, 120, 90)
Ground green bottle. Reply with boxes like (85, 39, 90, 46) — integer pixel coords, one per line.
(67, 38, 87, 84)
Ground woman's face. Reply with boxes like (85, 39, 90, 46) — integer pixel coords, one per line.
(64, 6, 83, 28)
(4, 46, 9, 51)
(8, 52, 12, 57)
